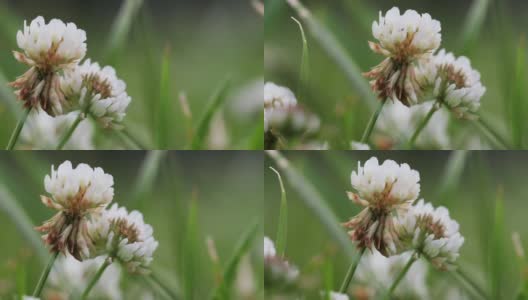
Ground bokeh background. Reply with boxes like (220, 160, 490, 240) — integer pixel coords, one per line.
(0, 0, 263, 149)
(265, 0, 528, 149)
(0, 151, 263, 299)
(265, 151, 528, 298)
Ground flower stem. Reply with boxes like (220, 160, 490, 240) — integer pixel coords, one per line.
(455, 267, 489, 300)
(360, 100, 385, 144)
(81, 257, 112, 300)
(6, 106, 31, 150)
(56, 111, 84, 150)
(120, 128, 146, 150)
(32, 251, 59, 297)
(475, 117, 510, 149)
(339, 247, 366, 294)
(150, 271, 180, 300)
(407, 102, 438, 148)
(385, 252, 417, 299)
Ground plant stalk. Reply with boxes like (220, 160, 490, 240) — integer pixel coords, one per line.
(6, 106, 31, 150)
(81, 257, 112, 299)
(32, 251, 59, 297)
(408, 102, 438, 148)
(150, 271, 180, 300)
(360, 100, 385, 144)
(385, 252, 417, 299)
(339, 248, 366, 294)
(56, 111, 84, 150)
(455, 267, 489, 300)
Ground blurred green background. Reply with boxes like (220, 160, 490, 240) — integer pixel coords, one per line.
(265, 0, 528, 149)
(0, 0, 263, 149)
(265, 151, 528, 298)
(0, 151, 263, 299)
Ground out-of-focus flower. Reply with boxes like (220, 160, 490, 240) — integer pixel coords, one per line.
(327, 291, 350, 300)
(11, 16, 87, 115)
(397, 200, 464, 270)
(354, 249, 429, 299)
(45, 254, 122, 299)
(61, 59, 131, 129)
(22, 297, 39, 300)
(85, 204, 158, 274)
(350, 141, 370, 150)
(416, 49, 485, 119)
(20, 109, 94, 150)
(343, 157, 420, 256)
(264, 82, 298, 133)
(365, 7, 441, 106)
(375, 100, 450, 149)
(37, 161, 114, 260)
(264, 237, 299, 290)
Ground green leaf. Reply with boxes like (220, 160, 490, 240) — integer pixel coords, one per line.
(211, 221, 259, 300)
(512, 37, 526, 148)
(180, 199, 199, 300)
(435, 150, 469, 200)
(269, 167, 287, 257)
(156, 46, 172, 149)
(291, 17, 310, 102)
(265, 151, 359, 263)
(105, 0, 144, 61)
(490, 187, 506, 299)
(190, 78, 231, 150)
(129, 151, 167, 204)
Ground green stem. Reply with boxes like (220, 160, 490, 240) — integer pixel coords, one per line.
(56, 112, 84, 150)
(6, 106, 31, 150)
(476, 117, 510, 149)
(32, 251, 59, 297)
(339, 248, 365, 294)
(120, 128, 146, 150)
(385, 252, 417, 299)
(150, 271, 180, 300)
(455, 268, 489, 300)
(407, 102, 438, 148)
(81, 257, 112, 299)
(360, 100, 385, 144)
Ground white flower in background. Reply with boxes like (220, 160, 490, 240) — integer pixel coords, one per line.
(11, 16, 87, 115)
(264, 82, 298, 132)
(264, 236, 277, 258)
(264, 237, 299, 289)
(365, 7, 441, 106)
(375, 100, 450, 149)
(354, 249, 429, 299)
(61, 59, 131, 129)
(416, 49, 485, 119)
(397, 200, 464, 270)
(86, 204, 158, 274)
(328, 291, 350, 300)
(20, 109, 94, 150)
(350, 141, 370, 150)
(22, 297, 40, 300)
(36, 161, 114, 259)
(46, 254, 122, 299)
(343, 157, 420, 255)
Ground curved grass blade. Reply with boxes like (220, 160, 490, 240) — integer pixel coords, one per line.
(459, 0, 491, 53)
(291, 17, 309, 102)
(105, 0, 144, 61)
(286, 0, 376, 111)
(490, 187, 506, 299)
(211, 221, 259, 300)
(156, 46, 172, 149)
(190, 78, 231, 150)
(129, 151, 167, 204)
(269, 167, 287, 257)
(265, 150, 359, 263)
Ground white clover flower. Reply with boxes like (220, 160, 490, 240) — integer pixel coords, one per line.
(46, 254, 122, 299)
(20, 109, 94, 150)
(61, 59, 131, 129)
(263, 237, 299, 290)
(416, 49, 485, 119)
(397, 200, 464, 270)
(365, 7, 441, 106)
(86, 204, 159, 274)
(344, 157, 420, 255)
(375, 100, 450, 149)
(22, 297, 40, 300)
(354, 249, 429, 299)
(328, 291, 349, 300)
(11, 16, 87, 115)
(350, 141, 370, 150)
(264, 82, 298, 133)
(37, 161, 114, 259)
(264, 236, 277, 258)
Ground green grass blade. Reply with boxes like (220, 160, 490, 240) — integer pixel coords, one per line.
(129, 151, 167, 204)
(0, 184, 47, 265)
(286, 0, 376, 112)
(512, 233, 528, 299)
(190, 78, 231, 150)
(211, 221, 259, 300)
(180, 199, 198, 300)
(511, 37, 526, 148)
(0, 68, 21, 119)
(341, 0, 376, 33)
(490, 187, 506, 299)
(435, 150, 469, 200)
(459, 0, 491, 53)
(269, 167, 287, 257)
(291, 17, 309, 102)
(265, 150, 359, 263)
(105, 0, 144, 61)
(156, 46, 171, 149)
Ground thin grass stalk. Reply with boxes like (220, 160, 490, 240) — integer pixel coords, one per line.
(385, 253, 417, 299)
(6, 107, 31, 150)
(150, 272, 181, 300)
(407, 102, 437, 148)
(32, 252, 59, 297)
(81, 257, 112, 299)
(270, 167, 288, 257)
(360, 100, 385, 144)
(455, 267, 489, 300)
(56, 111, 84, 150)
(339, 248, 365, 294)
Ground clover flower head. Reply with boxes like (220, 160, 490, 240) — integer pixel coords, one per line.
(47, 254, 122, 299)
(417, 49, 485, 119)
(11, 17, 87, 115)
(264, 82, 298, 132)
(263, 237, 299, 290)
(365, 8, 441, 106)
(37, 161, 114, 259)
(397, 200, 464, 270)
(264, 236, 277, 258)
(86, 204, 158, 274)
(21, 109, 94, 150)
(354, 249, 429, 299)
(344, 157, 420, 255)
(61, 59, 131, 129)
(375, 100, 450, 149)
(350, 141, 370, 150)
